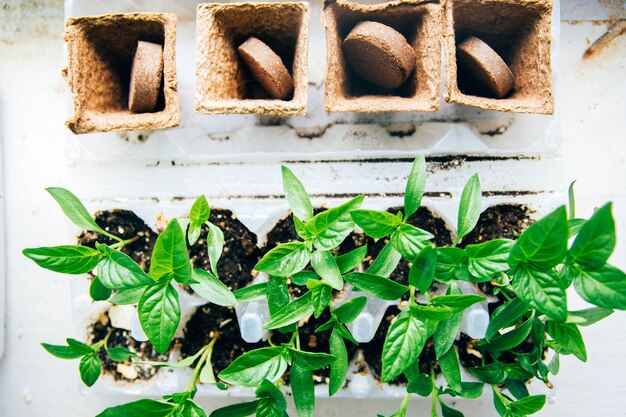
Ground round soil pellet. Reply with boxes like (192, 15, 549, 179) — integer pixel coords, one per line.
(342, 21, 416, 89)
(456, 36, 515, 98)
(237, 37, 294, 100)
(128, 41, 163, 113)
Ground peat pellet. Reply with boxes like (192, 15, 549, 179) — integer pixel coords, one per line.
(128, 41, 164, 113)
(237, 37, 294, 100)
(456, 36, 515, 99)
(342, 21, 417, 89)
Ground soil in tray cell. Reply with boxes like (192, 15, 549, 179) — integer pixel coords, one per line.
(189, 208, 262, 292)
(77, 209, 157, 271)
(88, 310, 171, 382)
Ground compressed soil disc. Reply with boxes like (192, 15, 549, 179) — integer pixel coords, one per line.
(456, 36, 515, 98)
(237, 37, 294, 100)
(342, 21, 417, 89)
(128, 41, 164, 113)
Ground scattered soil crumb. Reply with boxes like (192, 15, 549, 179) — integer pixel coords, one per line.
(295, 124, 331, 139)
(386, 123, 416, 138)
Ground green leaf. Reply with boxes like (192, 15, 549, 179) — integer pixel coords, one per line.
(138, 283, 180, 353)
(430, 294, 484, 311)
(311, 250, 343, 290)
(334, 296, 367, 323)
(506, 378, 530, 399)
(456, 174, 482, 242)
(149, 219, 192, 284)
(79, 353, 102, 387)
(97, 245, 153, 289)
(411, 304, 455, 321)
(282, 166, 313, 222)
(508, 395, 546, 415)
(509, 206, 568, 270)
(464, 239, 514, 282)
(310, 283, 332, 318)
(208, 401, 258, 417)
(294, 216, 313, 240)
(368, 241, 402, 278)
(409, 245, 437, 293)
(66, 338, 94, 355)
(513, 266, 567, 322)
(109, 286, 146, 305)
(190, 269, 237, 307)
(434, 312, 463, 358)
(351, 209, 402, 238)
(264, 292, 314, 330)
(219, 347, 288, 387)
(23, 245, 100, 275)
(547, 353, 560, 375)
(566, 307, 613, 326)
(267, 276, 290, 317)
(344, 272, 408, 300)
(188, 195, 210, 245)
(306, 196, 364, 250)
(479, 312, 535, 352)
(255, 242, 311, 277)
(407, 373, 432, 396)
(107, 347, 134, 362)
(440, 382, 484, 399)
(573, 264, 626, 309)
(381, 310, 428, 381)
(41, 342, 84, 359)
(486, 297, 529, 341)
(570, 203, 615, 270)
(390, 223, 434, 261)
(256, 380, 287, 417)
(90, 276, 112, 301)
(546, 321, 587, 362)
(96, 399, 179, 417)
(290, 349, 336, 370)
(468, 363, 506, 385)
(404, 155, 427, 219)
(329, 327, 348, 396)
(336, 246, 368, 274)
(46, 187, 119, 241)
(205, 222, 225, 277)
(291, 364, 315, 417)
(435, 247, 468, 283)
(233, 283, 267, 302)
(568, 218, 587, 238)
(180, 401, 207, 417)
(134, 344, 206, 368)
(439, 400, 464, 417)
(568, 181, 577, 219)
(438, 347, 461, 392)
(292, 270, 319, 286)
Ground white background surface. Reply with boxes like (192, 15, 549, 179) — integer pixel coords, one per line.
(1, 0, 625, 416)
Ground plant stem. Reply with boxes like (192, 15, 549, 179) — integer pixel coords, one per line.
(409, 286, 416, 306)
(184, 337, 217, 393)
(295, 327, 301, 351)
(430, 368, 438, 416)
(110, 235, 140, 250)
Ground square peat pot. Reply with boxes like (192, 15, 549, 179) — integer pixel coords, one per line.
(64, 13, 180, 134)
(322, 0, 441, 113)
(443, 0, 554, 114)
(195, 2, 309, 116)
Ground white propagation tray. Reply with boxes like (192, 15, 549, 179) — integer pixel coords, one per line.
(62, 0, 564, 401)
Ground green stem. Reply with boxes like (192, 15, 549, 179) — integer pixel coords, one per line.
(184, 337, 217, 392)
(295, 327, 301, 351)
(409, 286, 416, 306)
(430, 368, 438, 416)
(110, 235, 140, 250)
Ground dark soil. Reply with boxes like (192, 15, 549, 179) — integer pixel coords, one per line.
(88, 310, 170, 382)
(77, 210, 157, 271)
(189, 209, 262, 291)
(353, 306, 439, 385)
(456, 331, 539, 374)
(180, 303, 265, 376)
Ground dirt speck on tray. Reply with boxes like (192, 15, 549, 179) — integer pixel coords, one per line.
(88, 311, 170, 382)
(77, 209, 157, 271)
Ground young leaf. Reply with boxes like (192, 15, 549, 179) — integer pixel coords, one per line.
(390, 223, 434, 261)
(569, 203, 615, 270)
(434, 312, 463, 358)
(456, 174, 482, 242)
(180, 401, 207, 417)
(66, 338, 94, 356)
(206, 222, 225, 277)
(291, 349, 336, 370)
(306, 196, 364, 250)
(344, 272, 408, 300)
(255, 242, 311, 277)
(478, 312, 535, 352)
(149, 219, 193, 284)
(310, 283, 332, 318)
(407, 373, 432, 396)
(506, 378, 530, 399)
(334, 296, 367, 324)
(256, 380, 287, 417)
(267, 275, 290, 317)
(138, 282, 180, 353)
(79, 353, 102, 387)
(381, 310, 429, 381)
(281, 166, 313, 222)
(90, 276, 112, 301)
(469, 363, 507, 385)
(23, 245, 100, 274)
(368, 241, 403, 278)
(107, 347, 134, 362)
(546, 321, 587, 362)
(41, 342, 84, 360)
(109, 286, 147, 305)
(97, 245, 153, 289)
(311, 250, 343, 290)
(573, 264, 626, 309)
(208, 401, 258, 417)
(410, 304, 455, 321)
(430, 295, 484, 311)
(263, 292, 314, 330)
(218, 347, 288, 387)
(440, 382, 485, 399)
(188, 195, 210, 245)
(566, 307, 613, 326)
(190, 269, 237, 307)
(486, 297, 529, 341)
(233, 282, 267, 302)
(291, 364, 315, 417)
(404, 155, 427, 219)
(513, 266, 567, 322)
(46, 187, 120, 241)
(351, 209, 402, 238)
(464, 239, 514, 281)
(292, 270, 319, 286)
(568, 181, 577, 219)
(96, 399, 180, 417)
(409, 245, 437, 293)
(508, 395, 546, 415)
(439, 400, 464, 417)
(134, 344, 206, 368)
(439, 347, 462, 392)
(329, 327, 348, 396)
(434, 247, 469, 283)
(509, 206, 568, 270)
(335, 246, 368, 274)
